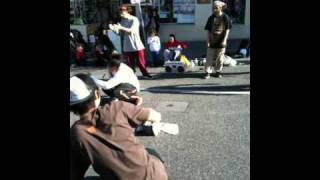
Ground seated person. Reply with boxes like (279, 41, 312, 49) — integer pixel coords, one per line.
(163, 34, 187, 61)
(90, 54, 140, 100)
(70, 73, 168, 180)
(94, 39, 108, 66)
(75, 42, 86, 66)
(94, 24, 117, 66)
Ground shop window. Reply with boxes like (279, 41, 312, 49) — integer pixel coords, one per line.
(221, 0, 246, 24)
(122, 0, 153, 4)
(70, 0, 121, 25)
(152, 0, 245, 24)
(155, 0, 196, 24)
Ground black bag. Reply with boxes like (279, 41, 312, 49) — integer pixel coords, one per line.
(102, 83, 137, 104)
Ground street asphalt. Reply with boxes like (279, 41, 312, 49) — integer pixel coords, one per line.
(70, 63, 250, 180)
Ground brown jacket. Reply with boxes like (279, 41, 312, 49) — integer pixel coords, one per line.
(70, 100, 168, 180)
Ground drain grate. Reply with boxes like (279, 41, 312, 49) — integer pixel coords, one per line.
(156, 101, 189, 112)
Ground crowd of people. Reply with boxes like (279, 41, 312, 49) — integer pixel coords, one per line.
(70, 1, 234, 79)
(70, 1, 233, 179)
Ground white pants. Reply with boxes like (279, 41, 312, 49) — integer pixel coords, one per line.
(163, 49, 182, 61)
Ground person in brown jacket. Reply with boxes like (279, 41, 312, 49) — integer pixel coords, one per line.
(70, 73, 168, 180)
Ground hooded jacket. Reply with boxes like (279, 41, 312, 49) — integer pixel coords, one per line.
(165, 36, 187, 50)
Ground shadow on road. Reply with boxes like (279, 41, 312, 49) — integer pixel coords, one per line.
(85, 176, 101, 180)
(138, 70, 249, 80)
(144, 72, 205, 80)
(222, 71, 250, 75)
(144, 84, 250, 95)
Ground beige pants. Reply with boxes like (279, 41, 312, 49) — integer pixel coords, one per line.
(205, 47, 226, 73)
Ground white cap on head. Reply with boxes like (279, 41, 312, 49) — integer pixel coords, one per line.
(213, 1, 226, 8)
(70, 76, 92, 105)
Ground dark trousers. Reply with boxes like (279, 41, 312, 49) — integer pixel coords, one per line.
(151, 51, 161, 66)
(145, 147, 164, 163)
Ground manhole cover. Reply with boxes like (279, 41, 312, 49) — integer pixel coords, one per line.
(156, 101, 189, 112)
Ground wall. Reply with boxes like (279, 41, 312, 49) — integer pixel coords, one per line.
(229, 0, 250, 39)
(158, 0, 250, 42)
(69, 0, 250, 43)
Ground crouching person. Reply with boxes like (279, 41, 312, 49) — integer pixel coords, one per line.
(90, 54, 140, 103)
(70, 73, 168, 180)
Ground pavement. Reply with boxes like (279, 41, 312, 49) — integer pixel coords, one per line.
(70, 63, 250, 180)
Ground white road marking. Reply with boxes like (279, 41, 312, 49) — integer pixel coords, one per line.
(140, 88, 250, 95)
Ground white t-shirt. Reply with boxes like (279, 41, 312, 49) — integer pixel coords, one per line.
(147, 36, 161, 52)
(91, 63, 140, 92)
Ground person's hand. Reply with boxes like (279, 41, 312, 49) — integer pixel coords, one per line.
(131, 95, 143, 106)
(109, 24, 115, 31)
(148, 109, 161, 123)
(207, 43, 211, 48)
(115, 23, 124, 30)
(177, 45, 182, 49)
(221, 41, 227, 48)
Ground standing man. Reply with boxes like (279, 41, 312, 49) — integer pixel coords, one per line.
(109, 5, 152, 78)
(204, 1, 232, 79)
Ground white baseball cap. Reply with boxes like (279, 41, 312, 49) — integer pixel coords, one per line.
(213, 1, 226, 8)
(70, 76, 93, 105)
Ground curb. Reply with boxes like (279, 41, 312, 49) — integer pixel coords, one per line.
(236, 58, 250, 64)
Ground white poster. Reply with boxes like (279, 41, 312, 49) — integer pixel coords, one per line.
(173, 0, 195, 24)
(130, 0, 145, 4)
(176, 14, 194, 23)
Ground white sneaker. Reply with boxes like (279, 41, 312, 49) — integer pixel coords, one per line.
(160, 123, 179, 135)
(204, 73, 210, 79)
(144, 121, 152, 126)
(152, 122, 161, 136)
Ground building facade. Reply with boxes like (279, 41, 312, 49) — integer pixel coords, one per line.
(157, 0, 250, 42)
(70, 0, 250, 43)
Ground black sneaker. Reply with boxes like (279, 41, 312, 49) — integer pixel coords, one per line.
(143, 74, 153, 79)
(204, 73, 210, 79)
(213, 72, 222, 78)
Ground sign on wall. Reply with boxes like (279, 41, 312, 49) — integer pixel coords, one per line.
(210, 0, 246, 24)
(197, 0, 210, 4)
(173, 0, 195, 24)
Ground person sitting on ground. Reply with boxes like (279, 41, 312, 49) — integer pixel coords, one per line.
(70, 73, 168, 180)
(75, 42, 86, 66)
(163, 34, 187, 61)
(97, 23, 117, 55)
(90, 54, 140, 100)
(94, 23, 118, 66)
(70, 32, 77, 67)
